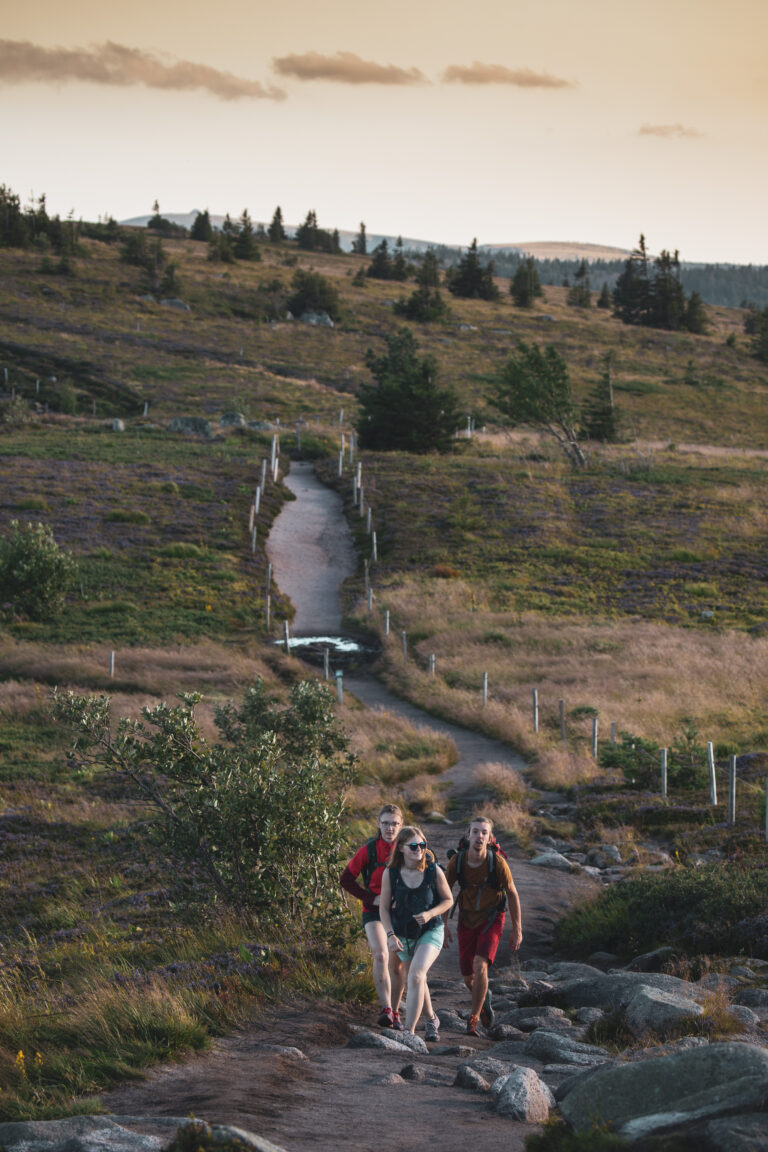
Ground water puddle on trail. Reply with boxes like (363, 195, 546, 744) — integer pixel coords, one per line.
(273, 634, 380, 671)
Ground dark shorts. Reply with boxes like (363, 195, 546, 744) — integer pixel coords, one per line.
(457, 913, 505, 978)
(362, 908, 380, 927)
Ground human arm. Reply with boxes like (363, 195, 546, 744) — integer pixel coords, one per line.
(378, 868, 403, 954)
(339, 844, 377, 910)
(413, 866, 454, 926)
(502, 863, 523, 951)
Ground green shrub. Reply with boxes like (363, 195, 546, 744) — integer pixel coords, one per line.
(51, 678, 356, 928)
(599, 731, 660, 789)
(0, 520, 77, 619)
(105, 509, 151, 523)
(554, 861, 768, 959)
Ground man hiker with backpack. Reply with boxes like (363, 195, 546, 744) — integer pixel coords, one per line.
(339, 804, 409, 1028)
(444, 815, 523, 1037)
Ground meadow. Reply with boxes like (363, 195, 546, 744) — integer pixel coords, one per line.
(1, 225, 767, 1117)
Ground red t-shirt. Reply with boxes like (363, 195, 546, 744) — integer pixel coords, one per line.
(340, 836, 393, 910)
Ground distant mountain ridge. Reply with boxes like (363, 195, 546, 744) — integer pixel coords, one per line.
(119, 212, 630, 263)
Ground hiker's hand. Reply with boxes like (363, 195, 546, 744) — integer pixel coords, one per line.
(387, 934, 403, 952)
(372, 895, 380, 906)
(413, 910, 431, 926)
(444, 927, 453, 946)
(509, 926, 523, 952)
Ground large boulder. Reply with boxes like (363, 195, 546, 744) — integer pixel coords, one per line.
(168, 417, 211, 438)
(523, 1029, 611, 1066)
(554, 971, 701, 1011)
(558, 1041, 768, 1136)
(0, 1117, 161, 1152)
(494, 1067, 555, 1121)
(624, 985, 705, 1038)
(346, 1028, 424, 1054)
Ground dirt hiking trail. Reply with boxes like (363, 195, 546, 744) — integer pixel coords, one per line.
(102, 462, 595, 1152)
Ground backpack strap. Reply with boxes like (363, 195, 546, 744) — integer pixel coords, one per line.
(360, 836, 380, 889)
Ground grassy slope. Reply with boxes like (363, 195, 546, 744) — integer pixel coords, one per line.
(1, 232, 768, 1114)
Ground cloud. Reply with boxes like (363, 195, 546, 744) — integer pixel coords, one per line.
(272, 50, 428, 85)
(441, 62, 574, 88)
(0, 39, 285, 101)
(638, 122, 703, 138)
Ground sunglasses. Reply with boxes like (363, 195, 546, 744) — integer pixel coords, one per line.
(406, 842, 427, 851)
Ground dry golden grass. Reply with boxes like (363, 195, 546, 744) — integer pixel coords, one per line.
(357, 578, 768, 777)
(472, 800, 536, 845)
(473, 761, 526, 802)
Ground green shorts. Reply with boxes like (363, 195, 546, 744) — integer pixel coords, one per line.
(397, 921, 444, 962)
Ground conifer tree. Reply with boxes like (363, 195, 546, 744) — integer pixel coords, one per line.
(511, 257, 544, 308)
(351, 222, 367, 255)
(268, 206, 286, 243)
(582, 353, 620, 442)
(190, 210, 213, 242)
(447, 239, 499, 300)
(566, 259, 592, 307)
(234, 209, 260, 260)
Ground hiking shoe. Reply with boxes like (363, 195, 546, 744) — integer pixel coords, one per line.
(480, 988, 495, 1029)
(377, 1006, 395, 1028)
(424, 1014, 440, 1042)
(466, 1013, 480, 1038)
(391, 1010, 404, 1031)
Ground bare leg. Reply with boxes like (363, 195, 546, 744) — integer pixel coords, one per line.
(364, 921, 391, 1009)
(470, 955, 490, 1017)
(390, 952, 406, 1015)
(404, 943, 441, 1033)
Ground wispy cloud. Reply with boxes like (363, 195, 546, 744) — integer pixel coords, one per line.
(638, 122, 703, 138)
(272, 50, 428, 85)
(0, 39, 285, 101)
(441, 62, 575, 88)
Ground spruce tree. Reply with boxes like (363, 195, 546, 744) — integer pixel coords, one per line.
(448, 239, 499, 300)
(351, 222, 367, 255)
(234, 209, 260, 260)
(597, 282, 612, 309)
(566, 259, 592, 307)
(511, 257, 544, 308)
(357, 329, 461, 452)
(582, 353, 620, 442)
(190, 210, 213, 242)
(268, 206, 286, 243)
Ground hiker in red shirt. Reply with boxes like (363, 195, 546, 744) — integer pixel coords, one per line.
(340, 804, 407, 1028)
(444, 815, 523, 1037)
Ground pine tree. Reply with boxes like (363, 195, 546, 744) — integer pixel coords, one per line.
(190, 210, 213, 242)
(650, 249, 686, 329)
(511, 257, 544, 308)
(597, 282, 612, 309)
(351, 222, 367, 255)
(367, 239, 394, 279)
(268, 206, 286, 244)
(494, 340, 586, 467)
(566, 259, 592, 308)
(357, 329, 461, 452)
(684, 290, 708, 334)
(448, 239, 499, 300)
(582, 353, 620, 442)
(613, 234, 652, 325)
(234, 210, 260, 260)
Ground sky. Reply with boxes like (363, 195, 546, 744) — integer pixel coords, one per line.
(1, 0, 766, 264)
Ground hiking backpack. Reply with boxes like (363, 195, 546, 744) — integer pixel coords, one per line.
(447, 836, 508, 923)
(360, 836, 382, 890)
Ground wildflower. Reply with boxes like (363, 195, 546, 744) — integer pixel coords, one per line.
(205, 604, 212, 612)
(15, 1050, 26, 1078)
(35, 1051, 43, 1069)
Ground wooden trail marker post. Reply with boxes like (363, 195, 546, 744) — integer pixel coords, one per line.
(254, 485, 261, 515)
(265, 594, 271, 630)
(482, 672, 488, 708)
(363, 560, 369, 594)
(109, 651, 115, 678)
(366, 507, 372, 533)
(707, 742, 717, 806)
(610, 722, 616, 745)
(559, 699, 566, 747)
(248, 503, 255, 533)
(384, 610, 390, 636)
(323, 647, 330, 681)
(367, 588, 373, 612)
(265, 563, 272, 594)
(251, 526, 257, 553)
(592, 717, 599, 759)
(336, 670, 344, 705)
(661, 748, 668, 800)
(372, 532, 378, 562)
(283, 619, 290, 652)
(429, 654, 435, 681)
(261, 458, 267, 488)
(728, 756, 737, 825)
(401, 631, 407, 665)
(338, 450, 343, 478)
(359, 489, 365, 516)
(532, 688, 539, 733)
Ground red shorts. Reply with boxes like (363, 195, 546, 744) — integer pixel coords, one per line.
(457, 913, 505, 978)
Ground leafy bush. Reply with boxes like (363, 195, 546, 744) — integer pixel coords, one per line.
(286, 269, 341, 322)
(51, 679, 356, 927)
(554, 862, 768, 960)
(0, 520, 78, 619)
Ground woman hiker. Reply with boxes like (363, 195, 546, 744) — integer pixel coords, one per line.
(340, 804, 409, 1028)
(379, 825, 454, 1040)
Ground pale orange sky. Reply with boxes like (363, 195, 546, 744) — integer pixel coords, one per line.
(2, 0, 766, 262)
